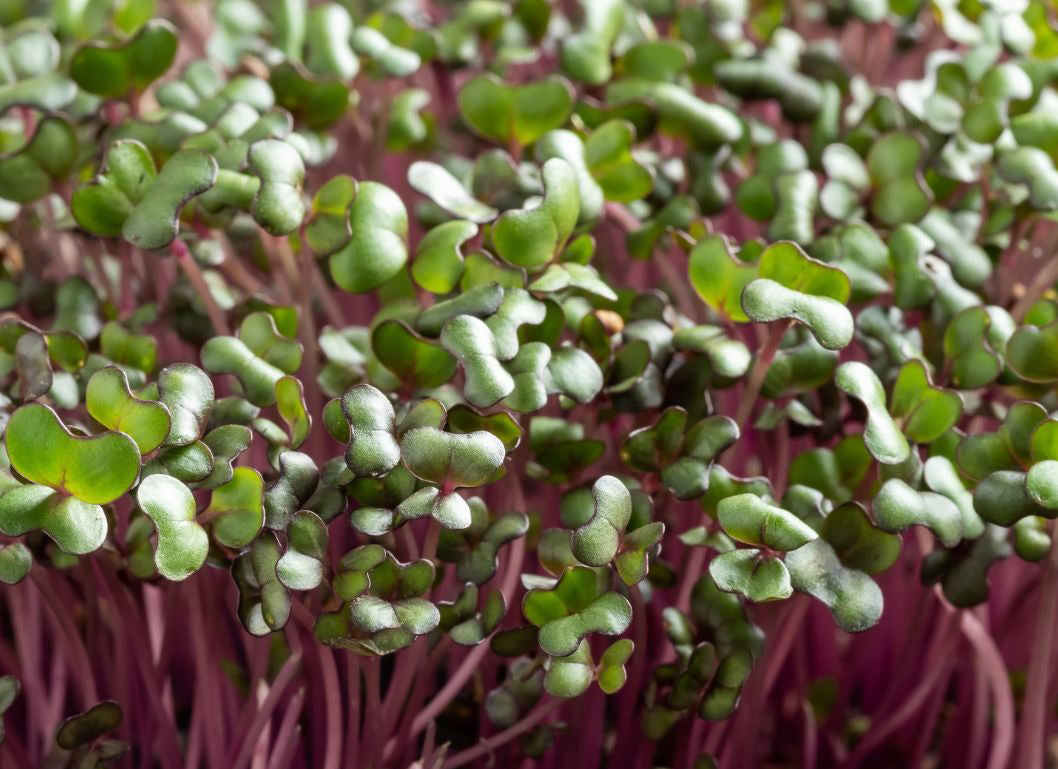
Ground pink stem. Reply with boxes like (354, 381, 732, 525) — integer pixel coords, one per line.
(230, 653, 303, 769)
(960, 608, 1014, 769)
(1017, 533, 1058, 769)
(442, 699, 563, 769)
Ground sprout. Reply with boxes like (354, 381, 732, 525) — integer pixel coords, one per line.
(1, 4, 1056, 768)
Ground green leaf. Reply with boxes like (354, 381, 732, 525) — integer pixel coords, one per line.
(571, 475, 631, 566)
(614, 522, 664, 586)
(873, 478, 963, 547)
(351, 26, 420, 77)
(234, 533, 290, 635)
(865, 133, 932, 226)
(100, 321, 157, 373)
(372, 320, 457, 390)
(544, 639, 594, 697)
(56, 700, 123, 750)
(407, 161, 498, 223)
(416, 283, 505, 337)
(123, 150, 218, 250)
(201, 336, 285, 407)
(158, 363, 214, 446)
(523, 566, 632, 657)
(248, 139, 306, 236)
(835, 362, 910, 464)
(717, 494, 818, 551)
(943, 306, 1012, 389)
(135, 474, 208, 581)
(305, 3, 359, 80)
(437, 501, 528, 584)
(889, 360, 963, 443)
(276, 376, 311, 449)
(342, 384, 400, 478)
(450, 588, 507, 645)
(400, 427, 505, 488)
(923, 456, 984, 539)
(0, 542, 31, 585)
(786, 539, 883, 632)
(973, 470, 1049, 527)
(688, 234, 755, 323)
(270, 60, 350, 129)
(544, 346, 604, 405)
(491, 158, 580, 270)
(1028, 460, 1058, 510)
(70, 20, 178, 97)
(412, 220, 478, 294)
(585, 120, 653, 203)
(709, 549, 792, 602)
(0, 115, 78, 204)
(535, 130, 604, 224)
(741, 276, 853, 350)
(560, 0, 623, 85)
(6, 403, 140, 505)
(263, 451, 319, 530)
(598, 638, 634, 694)
(1006, 319, 1058, 383)
(87, 366, 171, 453)
(0, 484, 107, 555)
(1013, 516, 1051, 561)
(207, 466, 264, 548)
(457, 74, 574, 146)
(819, 502, 901, 574)
(276, 510, 328, 590)
(440, 315, 515, 407)
(305, 175, 356, 256)
(329, 182, 409, 293)
(606, 79, 741, 148)
(996, 147, 1058, 211)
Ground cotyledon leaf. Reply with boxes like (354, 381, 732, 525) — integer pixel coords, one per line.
(206, 466, 265, 548)
(135, 474, 208, 581)
(571, 475, 631, 567)
(158, 363, 215, 446)
(6, 403, 140, 505)
(873, 478, 962, 547)
(86, 366, 171, 453)
(835, 362, 910, 465)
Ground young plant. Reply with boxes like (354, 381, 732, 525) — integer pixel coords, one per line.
(0, 1, 1057, 768)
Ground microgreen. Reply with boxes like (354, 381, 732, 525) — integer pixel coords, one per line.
(2, 3, 1058, 768)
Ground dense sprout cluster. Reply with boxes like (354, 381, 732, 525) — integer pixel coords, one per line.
(0, 0, 1057, 767)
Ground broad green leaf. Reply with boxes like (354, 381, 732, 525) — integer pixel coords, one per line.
(329, 182, 408, 293)
(0, 542, 31, 584)
(571, 475, 630, 566)
(890, 360, 962, 443)
(342, 384, 400, 478)
(835, 362, 910, 464)
(56, 701, 123, 750)
(717, 494, 818, 551)
(234, 533, 290, 635)
(86, 367, 171, 453)
(207, 466, 264, 548)
(786, 540, 883, 633)
(492, 158, 580, 270)
(136, 474, 208, 581)
(6, 403, 140, 505)
(412, 220, 478, 294)
(407, 161, 498, 223)
(873, 478, 962, 546)
(276, 510, 328, 590)
(458, 74, 574, 146)
(158, 363, 214, 445)
(709, 549, 792, 602)
(70, 20, 178, 97)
